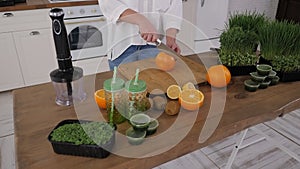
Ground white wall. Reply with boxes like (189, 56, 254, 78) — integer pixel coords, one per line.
(229, 0, 280, 19)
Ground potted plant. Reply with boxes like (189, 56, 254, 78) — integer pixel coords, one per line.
(271, 55, 300, 81)
(219, 11, 267, 76)
(258, 20, 300, 81)
(219, 27, 259, 75)
(48, 120, 115, 158)
(227, 11, 267, 35)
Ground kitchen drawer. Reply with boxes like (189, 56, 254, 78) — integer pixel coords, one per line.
(73, 57, 110, 76)
(0, 8, 51, 33)
(0, 33, 24, 91)
(13, 28, 57, 86)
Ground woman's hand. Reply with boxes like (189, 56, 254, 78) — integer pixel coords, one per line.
(166, 38, 181, 54)
(166, 28, 181, 54)
(119, 9, 158, 42)
(139, 20, 158, 42)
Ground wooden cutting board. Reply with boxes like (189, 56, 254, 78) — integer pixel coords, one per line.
(118, 54, 207, 93)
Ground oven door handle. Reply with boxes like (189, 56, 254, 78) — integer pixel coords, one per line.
(64, 17, 106, 25)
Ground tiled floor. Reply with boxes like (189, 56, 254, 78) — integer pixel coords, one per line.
(0, 91, 15, 169)
(1, 91, 300, 169)
(155, 121, 300, 169)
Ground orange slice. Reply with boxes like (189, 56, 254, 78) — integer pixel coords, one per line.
(167, 85, 182, 99)
(179, 89, 204, 111)
(94, 89, 106, 109)
(182, 82, 196, 91)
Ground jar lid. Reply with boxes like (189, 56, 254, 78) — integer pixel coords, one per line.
(103, 78, 125, 91)
(125, 80, 146, 92)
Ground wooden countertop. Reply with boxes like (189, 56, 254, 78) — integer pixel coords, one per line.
(0, 0, 98, 12)
(13, 52, 300, 169)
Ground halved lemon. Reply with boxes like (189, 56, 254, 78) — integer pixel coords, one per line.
(179, 89, 204, 111)
(94, 89, 106, 109)
(167, 85, 182, 99)
(182, 82, 196, 91)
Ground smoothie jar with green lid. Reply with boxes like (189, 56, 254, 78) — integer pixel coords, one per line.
(125, 79, 150, 115)
(104, 77, 127, 124)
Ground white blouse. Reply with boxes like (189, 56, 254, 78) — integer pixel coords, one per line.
(98, 0, 183, 60)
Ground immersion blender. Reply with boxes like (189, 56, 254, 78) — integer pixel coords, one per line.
(49, 8, 86, 106)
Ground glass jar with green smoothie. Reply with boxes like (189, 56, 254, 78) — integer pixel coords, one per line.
(125, 79, 151, 117)
(104, 77, 127, 124)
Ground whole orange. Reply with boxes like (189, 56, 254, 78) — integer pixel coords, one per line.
(94, 89, 106, 109)
(206, 65, 231, 88)
(155, 52, 176, 71)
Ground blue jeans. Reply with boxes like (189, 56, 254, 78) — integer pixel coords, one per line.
(108, 45, 159, 70)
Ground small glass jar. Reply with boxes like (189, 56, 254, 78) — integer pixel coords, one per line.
(103, 78, 127, 124)
(125, 79, 150, 117)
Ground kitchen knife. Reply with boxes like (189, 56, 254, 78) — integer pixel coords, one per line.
(155, 39, 183, 59)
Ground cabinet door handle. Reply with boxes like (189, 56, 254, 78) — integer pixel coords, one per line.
(3, 12, 14, 17)
(29, 31, 40, 36)
(201, 0, 205, 7)
(64, 17, 106, 25)
(182, 0, 187, 2)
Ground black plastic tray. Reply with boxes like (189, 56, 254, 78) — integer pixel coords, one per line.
(278, 71, 300, 82)
(48, 119, 115, 158)
(14, 0, 26, 3)
(225, 65, 257, 76)
(0, 0, 14, 7)
(259, 57, 300, 82)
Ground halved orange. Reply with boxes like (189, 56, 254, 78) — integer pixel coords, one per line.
(94, 89, 106, 109)
(178, 89, 204, 111)
(167, 85, 182, 99)
(182, 82, 196, 91)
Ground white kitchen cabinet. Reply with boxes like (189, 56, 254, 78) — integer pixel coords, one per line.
(229, 0, 279, 19)
(178, 0, 229, 54)
(194, 0, 229, 53)
(177, 0, 198, 55)
(13, 28, 57, 86)
(73, 57, 110, 76)
(194, 38, 220, 54)
(0, 9, 51, 33)
(0, 8, 57, 91)
(0, 33, 24, 91)
(195, 0, 229, 40)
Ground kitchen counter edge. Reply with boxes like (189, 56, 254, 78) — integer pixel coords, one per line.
(0, 0, 98, 12)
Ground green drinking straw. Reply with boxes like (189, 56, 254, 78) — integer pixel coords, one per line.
(134, 68, 139, 85)
(110, 66, 117, 126)
(112, 66, 117, 84)
(110, 93, 114, 126)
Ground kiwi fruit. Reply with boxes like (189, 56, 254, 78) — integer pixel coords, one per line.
(165, 100, 180, 115)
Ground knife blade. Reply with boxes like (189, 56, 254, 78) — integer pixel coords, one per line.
(155, 39, 183, 59)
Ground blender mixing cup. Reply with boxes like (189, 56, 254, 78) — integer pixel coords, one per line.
(49, 8, 86, 106)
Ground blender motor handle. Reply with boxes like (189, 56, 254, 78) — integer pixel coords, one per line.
(49, 8, 73, 72)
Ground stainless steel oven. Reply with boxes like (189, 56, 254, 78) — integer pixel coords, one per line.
(61, 5, 107, 61)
